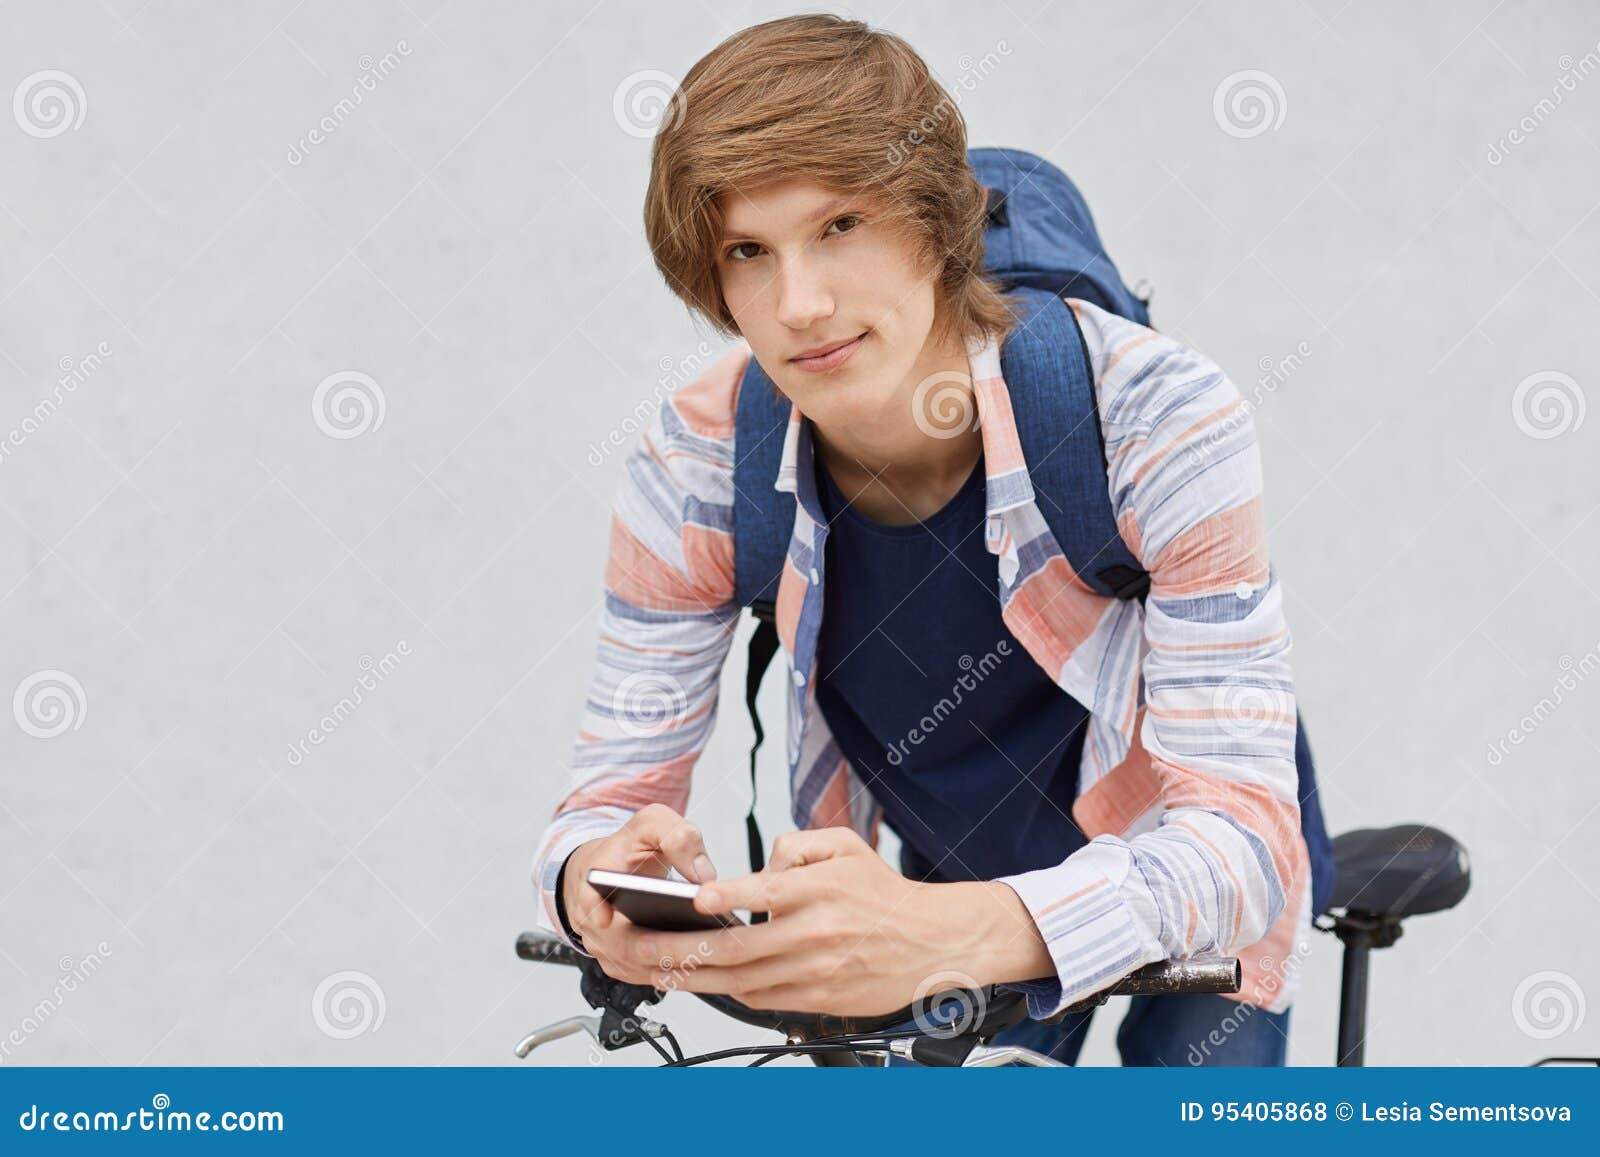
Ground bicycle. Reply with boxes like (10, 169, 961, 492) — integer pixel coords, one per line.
(514, 821, 1595, 1067)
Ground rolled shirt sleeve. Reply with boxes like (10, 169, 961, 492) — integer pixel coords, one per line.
(530, 355, 744, 951)
(996, 304, 1305, 1018)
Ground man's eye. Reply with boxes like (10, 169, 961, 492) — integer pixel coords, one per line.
(726, 242, 761, 262)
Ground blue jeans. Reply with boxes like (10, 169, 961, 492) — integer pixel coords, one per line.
(887, 993, 1290, 1067)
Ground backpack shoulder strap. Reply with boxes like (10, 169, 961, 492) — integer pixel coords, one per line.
(730, 354, 791, 897)
(731, 353, 791, 616)
(1002, 286, 1148, 601)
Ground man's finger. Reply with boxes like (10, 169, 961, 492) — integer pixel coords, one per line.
(694, 868, 805, 916)
(731, 983, 827, 1014)
(627, 806, 716, 883)
(664, 952, 806, 997)
(657, 818, 717, 883)
(615, 919, 790, 981)
(767, 827, 864, 873)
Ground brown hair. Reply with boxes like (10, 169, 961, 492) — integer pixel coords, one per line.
(642, 13, 1021, 352)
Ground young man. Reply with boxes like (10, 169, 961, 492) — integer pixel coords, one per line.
(531, 14, 1313, 1065)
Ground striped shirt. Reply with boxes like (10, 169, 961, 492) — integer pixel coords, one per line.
(532, 298, 1311, 1018)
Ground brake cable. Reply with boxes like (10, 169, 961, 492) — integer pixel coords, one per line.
(669, 1023, 935, 1068)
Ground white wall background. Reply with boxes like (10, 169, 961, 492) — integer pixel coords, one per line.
(0, 0, 1596, 1067)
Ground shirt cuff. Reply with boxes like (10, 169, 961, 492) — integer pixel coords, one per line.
(533, 816, 628, 954)
(552, 854, 585, 951)
(994, 836, 1165, 1020)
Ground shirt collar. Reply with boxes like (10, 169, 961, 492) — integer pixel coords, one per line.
(771, 328, 1036, 523)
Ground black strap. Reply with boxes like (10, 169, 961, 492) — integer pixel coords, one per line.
(983, 184, 1008, 227)
(1095, 563, 1150, 604)
(743, 603, 781, 923)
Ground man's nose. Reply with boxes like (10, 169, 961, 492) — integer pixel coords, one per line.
(774, 257, 834, 332)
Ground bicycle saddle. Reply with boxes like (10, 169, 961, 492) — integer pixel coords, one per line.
(1326, 823, 1471, 919)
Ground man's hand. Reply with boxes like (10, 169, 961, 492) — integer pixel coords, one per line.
(560, 803, 717, 982)
(594, 827, 1056, 1016)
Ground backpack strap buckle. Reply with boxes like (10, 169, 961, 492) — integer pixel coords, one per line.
(1095, 563, 1150, 603)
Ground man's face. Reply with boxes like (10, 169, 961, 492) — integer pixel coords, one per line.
(715, 179, 941, 429)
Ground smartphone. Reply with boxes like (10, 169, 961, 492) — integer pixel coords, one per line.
(585, 868, 747, 932)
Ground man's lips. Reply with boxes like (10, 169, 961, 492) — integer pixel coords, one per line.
(790, 331, 867, 371)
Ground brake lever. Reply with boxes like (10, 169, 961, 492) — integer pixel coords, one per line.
(960, 1043, 1063, 1067)
(515, 1014, 602, 1058)
(884, 1032, 1064, 1068)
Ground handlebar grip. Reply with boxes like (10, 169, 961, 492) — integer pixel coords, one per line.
(516, 930, 588, 969)
(1109, 957, 1241, 996)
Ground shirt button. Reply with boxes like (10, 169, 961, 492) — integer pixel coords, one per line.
(809, 567, 820, 584)
(792, 669, 807, 687)
(1234, 581, 1254, 600)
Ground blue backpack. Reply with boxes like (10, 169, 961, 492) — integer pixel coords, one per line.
(729, 147, 1335, 917)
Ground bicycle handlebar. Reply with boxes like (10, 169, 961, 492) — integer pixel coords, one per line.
(515, 929, 1241, 1041)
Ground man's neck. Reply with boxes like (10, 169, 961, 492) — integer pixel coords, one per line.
(810, 331, 983, 526)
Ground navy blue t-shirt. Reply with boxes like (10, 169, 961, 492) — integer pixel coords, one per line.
(811, 447, 1092, 885)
